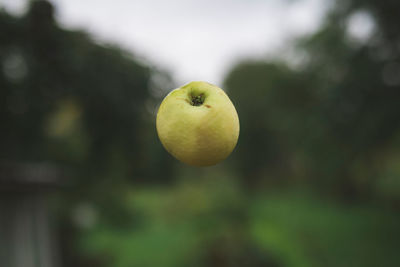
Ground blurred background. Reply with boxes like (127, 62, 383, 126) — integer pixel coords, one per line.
(0, 0, 399, 266)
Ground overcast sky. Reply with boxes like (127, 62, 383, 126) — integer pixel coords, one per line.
(1, 0, 329, 85)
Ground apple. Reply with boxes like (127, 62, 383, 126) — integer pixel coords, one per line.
(156, 81, 239, 167)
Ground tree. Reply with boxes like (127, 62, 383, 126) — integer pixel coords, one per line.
(224, 0, 400, 200)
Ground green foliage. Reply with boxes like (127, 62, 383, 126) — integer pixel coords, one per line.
(224, 0, 400, 198)
(0, 1, 174, 185)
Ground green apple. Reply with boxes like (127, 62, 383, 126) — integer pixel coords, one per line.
(156, 81, 239, 167)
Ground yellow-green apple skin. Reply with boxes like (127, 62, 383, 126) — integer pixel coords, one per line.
(156, 81, 239, 167)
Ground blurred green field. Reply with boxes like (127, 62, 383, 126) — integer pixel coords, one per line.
(76, 177, 400, 267)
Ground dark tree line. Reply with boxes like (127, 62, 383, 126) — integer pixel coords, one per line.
(224, 0, 400, 203)
(0, 1, 175, 187)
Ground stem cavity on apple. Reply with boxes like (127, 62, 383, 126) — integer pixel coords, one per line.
(190, 93, 205, 106)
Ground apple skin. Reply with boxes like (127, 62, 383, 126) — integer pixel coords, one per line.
(156, 81, 239, 167)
